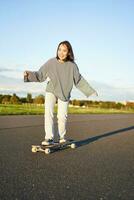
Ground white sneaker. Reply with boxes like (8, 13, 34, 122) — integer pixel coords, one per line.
(59, 138, 67, 143)
(41, 139, 54, 146)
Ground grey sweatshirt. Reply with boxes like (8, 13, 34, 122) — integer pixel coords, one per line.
(24, 57, 97, 101)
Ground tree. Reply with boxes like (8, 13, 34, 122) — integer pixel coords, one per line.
(27, 93, 33, 103)
(1, 95, 11, 104)
(20, 97, 27, 103)
(79, 101, 85, 107)
(10, 93, 20, 104)
(115, 103, 122, 109)
(72, 99, 80, 106)
(0, 95, 3, 103)
(33, 95, 44, 104)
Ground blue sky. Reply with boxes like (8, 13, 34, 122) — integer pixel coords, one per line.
(0, 0, 134, 101)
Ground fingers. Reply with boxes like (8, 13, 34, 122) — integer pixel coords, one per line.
(24, 71, 29, 82)
(24, 71, 28, 76)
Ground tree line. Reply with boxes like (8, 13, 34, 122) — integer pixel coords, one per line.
(0, 93, 44, 104)
(0, 93, 134, 109)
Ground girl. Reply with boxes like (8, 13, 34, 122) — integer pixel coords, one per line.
(24, 40, 98, 145)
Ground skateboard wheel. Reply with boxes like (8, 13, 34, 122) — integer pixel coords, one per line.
(32, 147, 37, 153)
(70, 143, 76, 149)
(45, 148, 51, 154)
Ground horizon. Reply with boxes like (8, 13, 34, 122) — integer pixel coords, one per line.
(0, 92, 133, 104)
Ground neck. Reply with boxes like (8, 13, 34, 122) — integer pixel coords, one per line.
(58, 59, 65, 63)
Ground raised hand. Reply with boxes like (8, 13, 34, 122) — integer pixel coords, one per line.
(24, 71, 29, 82)
(24, 71, 29, 77)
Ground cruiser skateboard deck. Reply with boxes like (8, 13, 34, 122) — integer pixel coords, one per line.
(31, 140, 76, 154)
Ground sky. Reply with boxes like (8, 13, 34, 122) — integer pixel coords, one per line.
(0, 0, 134, 102)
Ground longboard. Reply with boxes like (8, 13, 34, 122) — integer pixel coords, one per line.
(31, 140, 76, 154)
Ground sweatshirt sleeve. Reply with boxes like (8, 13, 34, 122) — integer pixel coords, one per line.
(24, 61, 49, 82)
(73, 63, 82, 86)
(73, 64, 97, 97)
(75, 77, 97, 97)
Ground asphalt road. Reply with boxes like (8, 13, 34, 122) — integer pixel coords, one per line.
(0, 114, 134, 200)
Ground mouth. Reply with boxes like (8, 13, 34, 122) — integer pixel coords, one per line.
(59, 56, 64, 59)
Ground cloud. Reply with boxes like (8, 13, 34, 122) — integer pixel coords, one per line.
(0, 68, 13, 72)
(0, 68, 25, 80)
(0, 75, 46, 96)
(0, 68, 23, 72)
(72, 80, 134, 101)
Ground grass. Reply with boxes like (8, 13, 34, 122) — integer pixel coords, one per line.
(0, 104, 134, 115)
(0, 104, 44, 115)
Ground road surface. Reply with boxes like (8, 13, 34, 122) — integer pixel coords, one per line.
(0, 114, 134, 200)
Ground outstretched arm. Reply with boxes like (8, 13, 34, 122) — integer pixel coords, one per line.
(73, 64, 98, 97)
(24, 62, 49, 82)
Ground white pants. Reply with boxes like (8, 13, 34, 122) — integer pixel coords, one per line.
(44, 92, 69, 140)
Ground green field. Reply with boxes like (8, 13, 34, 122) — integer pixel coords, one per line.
(0, 104, 134, 115)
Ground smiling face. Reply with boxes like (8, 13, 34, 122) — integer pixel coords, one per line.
(57, 44, 69, 62)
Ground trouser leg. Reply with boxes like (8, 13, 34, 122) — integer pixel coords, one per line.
(57, 98, 69, 139)
(44, 92, 56, 140)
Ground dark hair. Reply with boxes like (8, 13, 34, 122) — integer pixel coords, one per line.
(56, 40, 75, 62)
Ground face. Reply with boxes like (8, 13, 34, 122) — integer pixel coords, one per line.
(57, 44, 69, 61)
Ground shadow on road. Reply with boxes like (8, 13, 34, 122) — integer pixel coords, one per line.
(75, 125, 134, 148)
